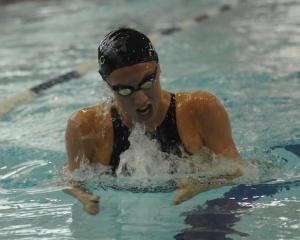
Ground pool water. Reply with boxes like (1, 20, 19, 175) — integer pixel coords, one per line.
(0, 0, 300, 239)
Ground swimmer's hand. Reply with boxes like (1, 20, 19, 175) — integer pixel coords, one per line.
(173, 169, 243, 205)
(64, 186, 100, 215)
(172, 178, 221, 205)
(80, 192, 100, 215)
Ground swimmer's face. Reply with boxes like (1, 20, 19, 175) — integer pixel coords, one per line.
(107, 61, 162, 126)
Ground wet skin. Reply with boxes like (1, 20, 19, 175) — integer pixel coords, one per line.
(64, 61, 243, 214)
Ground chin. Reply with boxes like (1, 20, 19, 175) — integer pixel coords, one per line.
(136, 113, 156, 128)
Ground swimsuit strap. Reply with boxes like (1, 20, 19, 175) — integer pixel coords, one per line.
(147, 93, 183, 156)
(110, 106, 130, 173)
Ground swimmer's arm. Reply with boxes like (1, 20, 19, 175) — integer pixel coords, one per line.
(62, 172, 100, 215)
(63, 165, 100, 215)
(173, 93, 244, 205)
(65, 117, 93, 170)
(199, 92, 240, 160)
(173, 158, 243, 205)
(63, 117, 100, 214)
(63, 181, 100, 215)
(173, 172, 241, 205)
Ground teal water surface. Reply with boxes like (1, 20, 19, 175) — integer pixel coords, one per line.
(0, 0, 300, 239)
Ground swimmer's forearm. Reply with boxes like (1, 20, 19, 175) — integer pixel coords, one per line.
(212, 168, 243, 183)
(173, 169, 243, 205)
(64, 185, 89, 202)
(63, 185, 100, 215)
(64, 185, 99, 203)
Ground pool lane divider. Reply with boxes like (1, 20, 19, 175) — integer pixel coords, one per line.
(0, 59, 98, 117)
(0, 0, 243, 118)
(0, 0, 39, 8)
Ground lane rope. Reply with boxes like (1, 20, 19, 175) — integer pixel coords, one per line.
(0, 0, 243, 118)
(0, 0, 38, 8)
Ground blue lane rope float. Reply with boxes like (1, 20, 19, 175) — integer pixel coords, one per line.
(0, 0, 243, 118)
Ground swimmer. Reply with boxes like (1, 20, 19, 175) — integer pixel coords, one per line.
(63, 28, 244, 215)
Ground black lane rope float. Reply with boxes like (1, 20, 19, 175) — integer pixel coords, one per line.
(0, 0, 243, 118)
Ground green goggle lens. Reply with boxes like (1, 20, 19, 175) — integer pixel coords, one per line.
(118, 88, 133, 96)
(140, 80, 153, 89)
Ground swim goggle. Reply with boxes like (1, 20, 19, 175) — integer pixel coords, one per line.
(107, 67, 158, 96)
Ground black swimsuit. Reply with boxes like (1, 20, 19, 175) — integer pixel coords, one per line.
(110, 93, 186, 173)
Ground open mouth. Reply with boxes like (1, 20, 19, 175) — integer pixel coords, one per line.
(136, 104, 152, 115)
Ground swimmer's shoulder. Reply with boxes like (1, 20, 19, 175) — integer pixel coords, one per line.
(67, 102, 113, 134)
(66, 103, 114, 166)
(175, 90, 219, 114)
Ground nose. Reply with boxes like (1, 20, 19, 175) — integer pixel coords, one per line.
(132, 89, 149, 106)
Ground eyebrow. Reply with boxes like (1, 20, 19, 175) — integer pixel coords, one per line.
(140, 68, 157, 82)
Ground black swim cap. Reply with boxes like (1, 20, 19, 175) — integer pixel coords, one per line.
(98, 28, 159, 80)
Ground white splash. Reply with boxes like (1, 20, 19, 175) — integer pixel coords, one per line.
(60, 124, 262, 191)
(116, 124, 174, 180)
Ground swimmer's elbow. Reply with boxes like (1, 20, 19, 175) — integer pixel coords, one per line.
(65, 161, 79, 172)
(232, 159, 246, 179)
(234, 167, 244, 178)
(223, 159, 245, 182)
